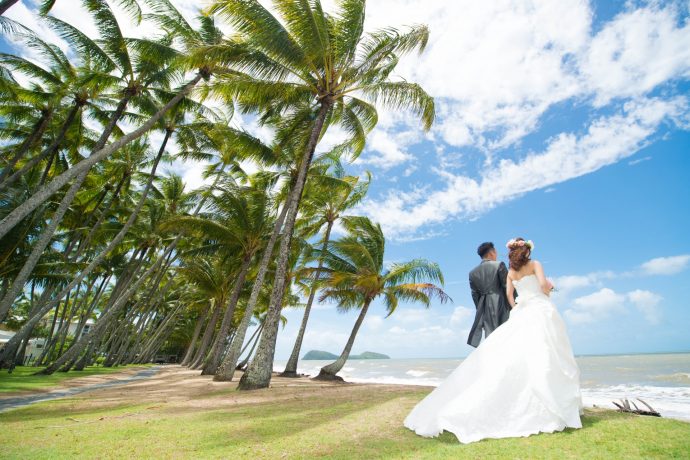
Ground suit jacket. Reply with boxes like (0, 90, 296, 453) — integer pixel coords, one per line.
(467, 260, 511, 347)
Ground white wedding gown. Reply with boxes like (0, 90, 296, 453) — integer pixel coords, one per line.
(404, 274, 583, 444)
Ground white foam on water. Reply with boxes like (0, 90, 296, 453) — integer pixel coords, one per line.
(345, 375, 444, 387)
(406, 370, 430, 377)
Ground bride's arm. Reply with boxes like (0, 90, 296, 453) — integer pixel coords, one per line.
(533, 261, 551, 295)
(506, 275, 516, 308)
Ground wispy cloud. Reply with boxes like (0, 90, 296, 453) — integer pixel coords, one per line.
(640, 255, 690, 276)
(564, 288, 663, 325)
(361, 97, 687, 238)
(629, 156, 652, 165)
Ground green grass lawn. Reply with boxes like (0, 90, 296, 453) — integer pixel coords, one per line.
(0, 365, 151, 395)
(1, 378, 688, 459)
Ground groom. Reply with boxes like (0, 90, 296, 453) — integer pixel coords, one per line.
(467, 242, 511, 347)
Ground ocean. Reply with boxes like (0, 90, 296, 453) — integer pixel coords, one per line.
(274, 352, 690, 421)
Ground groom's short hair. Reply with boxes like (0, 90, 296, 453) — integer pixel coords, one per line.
(477, 242, 495, 258)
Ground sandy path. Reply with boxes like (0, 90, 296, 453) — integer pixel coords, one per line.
(4, 365, 428, 415)
(0, 366, 162, 412)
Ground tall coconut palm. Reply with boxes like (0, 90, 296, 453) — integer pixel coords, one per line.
(210, 145, 350, 382)
(0, 1, 229, 240)
(162, 184, 274, 375)
(0, 0, 178, 321)
(280, 172, 369, 377)
(207, 0, 434, 390)
(310, 217, 450, 380)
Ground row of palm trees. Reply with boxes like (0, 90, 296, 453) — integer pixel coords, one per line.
(0, 0, 449, 390)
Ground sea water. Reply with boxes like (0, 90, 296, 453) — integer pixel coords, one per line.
(274, 352, 690, 421)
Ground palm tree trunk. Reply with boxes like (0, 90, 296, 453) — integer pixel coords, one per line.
(0, 285, 53, 367)
(0, 91, 133, 322)
(1, 129, 167, 329)
(72, 171, 129, 259)
(54, 280, 92, 358)
(36, 245, 162, 374)
(202, 255, 253, 375)
(0, 103, 81, 191)
(191, 303, 221, 369)
(122, 308, 156, 364)
(181, 308, 209, 367)
(238, 99, 332, 391)
(214, 203, 288, 382)
(36, 292, 69, 366)
(3, 142, 222, 368)
(0, 73, 202, 240)
(140, 303, 183, 363)
(281, 220, 334, 377)
(71, 341, 96, 371)
(36, 147, 220, 375)
(0, 109, 51, 184)
(0, 0, 20, 15)
(314, 299, 371, 381)
(0, 168, 88, 323)
(236, 323, 264, 371)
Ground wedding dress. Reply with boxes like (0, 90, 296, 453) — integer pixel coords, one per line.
(404, 274, 582, 444)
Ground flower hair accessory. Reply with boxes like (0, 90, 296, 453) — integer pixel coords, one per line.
(506, 239, 535, 250)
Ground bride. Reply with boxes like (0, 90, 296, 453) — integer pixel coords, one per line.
(404, 238, 582, 444)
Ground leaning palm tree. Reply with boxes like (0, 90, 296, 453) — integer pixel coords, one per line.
(0, 2, 228, 240)
(162, 184, 274, 375)
(311, 217, 450, 381)
(280, 172, 370, 377)
(207, 0, 435, 391)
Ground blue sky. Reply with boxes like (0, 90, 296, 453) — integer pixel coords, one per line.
(2, 0, 689, 359)
(276, 0, 690, 359)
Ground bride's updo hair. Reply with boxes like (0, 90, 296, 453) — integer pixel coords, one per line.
(507, 237, 531, 271)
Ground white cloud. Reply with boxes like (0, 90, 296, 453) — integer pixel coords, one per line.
(301, 328, 349, 351)
(357, 128, 414, 169)
(348, 1, 690, 237)
(388, 325, 407, 334)
(450, 306, 473, 326)
(628, 156, 652, 165)
(564, 288, 626, 324)
(640, 255, 690, 276)
(365, 314, 384, 331)
(392, 308, 430, 324)
(361, 96, 687, 238)
(628, 289, 663, 325)
(552, 271, 617, 294)
(564, 287, 664, 325)
(580, 4, 690, 106)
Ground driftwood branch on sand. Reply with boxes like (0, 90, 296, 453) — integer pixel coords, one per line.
(612, 398, 661, 417)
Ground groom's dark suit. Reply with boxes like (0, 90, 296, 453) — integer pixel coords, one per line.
(467, 259, 511, 347)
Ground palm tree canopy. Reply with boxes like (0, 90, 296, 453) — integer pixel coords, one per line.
(206, 0, 435, 161)
(312, 216, 450, 316)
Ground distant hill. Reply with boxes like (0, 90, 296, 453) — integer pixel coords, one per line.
(302, 350, 390, 360)
(352, 351, 390, 359)
(302, 350, 338, 360)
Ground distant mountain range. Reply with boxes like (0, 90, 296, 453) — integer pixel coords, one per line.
(302, 350, 390, 360)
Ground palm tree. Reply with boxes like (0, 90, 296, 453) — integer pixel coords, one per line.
(0, 1, 228, 240)
(207, 0, 434, 390)
(162, 184, 274, 375)
(209, 143, 349, 382)
(0, 0, 177, 321)
(311, 217, 450, 381)
(280, 172, 369, 377)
